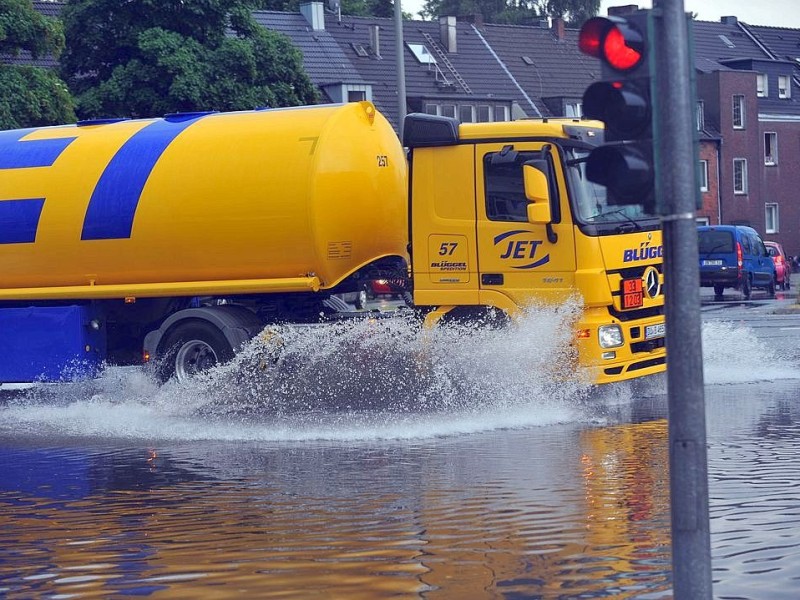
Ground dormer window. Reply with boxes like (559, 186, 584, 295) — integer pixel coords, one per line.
(778, 75, 791, 99)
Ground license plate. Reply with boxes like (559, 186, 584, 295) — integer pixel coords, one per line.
(702, 259, 723, 266)
(645, 323, 666, 340)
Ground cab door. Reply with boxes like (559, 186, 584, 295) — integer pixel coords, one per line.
(475, 142, 576, 307)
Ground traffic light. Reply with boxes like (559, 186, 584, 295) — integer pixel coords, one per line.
(578, 12, 657, 212)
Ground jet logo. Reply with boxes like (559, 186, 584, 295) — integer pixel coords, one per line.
(494, 230, 550, 269)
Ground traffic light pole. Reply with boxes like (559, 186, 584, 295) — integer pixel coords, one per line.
(652, 0, 713, 596)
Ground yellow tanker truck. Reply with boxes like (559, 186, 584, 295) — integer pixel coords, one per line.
(0, 101, 665, 386)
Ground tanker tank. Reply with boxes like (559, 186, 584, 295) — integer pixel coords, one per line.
(0, 102, 409, 300)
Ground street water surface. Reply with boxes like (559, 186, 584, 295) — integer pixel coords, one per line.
(1, 299, 799, 598)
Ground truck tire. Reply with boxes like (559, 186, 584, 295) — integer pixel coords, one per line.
(158, 321, 235, 383)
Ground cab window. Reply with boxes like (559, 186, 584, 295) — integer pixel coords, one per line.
(483, 153, 530, 222)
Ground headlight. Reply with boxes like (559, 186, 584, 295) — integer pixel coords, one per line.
(598, 324, 624, 348)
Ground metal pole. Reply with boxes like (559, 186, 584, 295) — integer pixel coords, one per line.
(652, 0, 713, 596)
(394, 0, 407, 141)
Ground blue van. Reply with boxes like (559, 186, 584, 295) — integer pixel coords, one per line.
(698, 225, 776, 300)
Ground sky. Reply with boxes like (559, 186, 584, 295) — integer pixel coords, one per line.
(401, 0, 800, 29)
(599, 0, 800, 28)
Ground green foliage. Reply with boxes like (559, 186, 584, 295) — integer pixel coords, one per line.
(420, 0, 597, 25)
(0, 0, 75, 129)
(0, 0, 65, 58)
(61, 0, 318, 119)
(0, 65, 75, 129)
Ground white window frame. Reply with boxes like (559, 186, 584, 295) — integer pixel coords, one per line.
(732, 95, 745, 129)
(778, 75, 791, 99)
(696, 101, 705, 131)
(459, 104, 475, 123)
(756, 73, 768, 97)
(765, 203, 779, 234)
(699, 159, 709, 192)
(696, 216, 710, 226)
(733, 158, 748, 194)
(494, 105, 510, 121)
(764, 132, 778, 165)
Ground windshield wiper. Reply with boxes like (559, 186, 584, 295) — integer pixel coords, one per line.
(593, 208, 642, 231)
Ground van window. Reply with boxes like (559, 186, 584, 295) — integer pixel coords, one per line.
(698, 230, 733, 253)
(741, 233, 752, 255)
(752, 235, 767, 257)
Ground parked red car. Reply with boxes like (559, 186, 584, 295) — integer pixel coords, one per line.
(765, 241, 791, 290)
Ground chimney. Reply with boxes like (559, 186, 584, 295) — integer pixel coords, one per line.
(439, 16, 457, 53)
(369, 24, 381, 57)
(720, 16, 738, 25)
(300, 1, 325, 31)
(607, 4, 639, 17)
(552, 17, 565, 40)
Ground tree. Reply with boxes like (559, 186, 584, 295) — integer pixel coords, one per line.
(254, 0, 396, 18)
(420, 0, 597, 26)
(60, 0, 318, 119)
(0, 0, 75, 129)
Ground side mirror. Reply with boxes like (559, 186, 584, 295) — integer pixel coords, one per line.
(523, 163, 552, 224)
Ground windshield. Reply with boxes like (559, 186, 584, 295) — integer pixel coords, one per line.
(564, 148, 656, 231)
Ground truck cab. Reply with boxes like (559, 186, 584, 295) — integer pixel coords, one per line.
(405, 114, 666, 384)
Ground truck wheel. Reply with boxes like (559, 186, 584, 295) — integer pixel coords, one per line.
(158, 321, 234, 383)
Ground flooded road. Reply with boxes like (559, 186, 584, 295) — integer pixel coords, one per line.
(1, 302, 799, 598)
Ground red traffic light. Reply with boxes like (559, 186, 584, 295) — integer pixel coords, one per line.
(579, 17, 644, 72)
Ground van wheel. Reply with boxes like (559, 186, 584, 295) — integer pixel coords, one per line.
(157, 321, 234, 383)
(767, 278, 776, 298)
(741, 277, 752, 300)
(713, 284, 724, 299)
(354, 289, 368, 310)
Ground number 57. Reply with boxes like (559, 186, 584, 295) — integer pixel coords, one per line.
(438, 242, 458, 256)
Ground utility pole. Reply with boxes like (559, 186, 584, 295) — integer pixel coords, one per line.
(652, 0, 713, 596)
(577, 2, 712, 595)
(393, 0, 407, 142)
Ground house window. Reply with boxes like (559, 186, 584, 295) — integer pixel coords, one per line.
(459, 105, 475, 123)
(696, 216, 710, 226)
(495, 105, 509, 121)
(756, 73, 768, 97)
(764, 132, 778, 165)
(565, 102, 582, 118)
(696, 101, 705, 131)
(477, 105, 492, 122)
(407, 43, 436, 65)
(424, 103, 438, 115)
(347, 90, 367, 102)
(441, 104, 456, 118)
(778, 75, 791, 99)
(765, 203, 779, 234)
(733, 158, 748, 194)
(732, 95, 745, 129)
(699, 159, 709, 192)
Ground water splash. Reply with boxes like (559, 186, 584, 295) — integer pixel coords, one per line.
(0, 299, 594, 441)
(701, 320, 800, 385)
